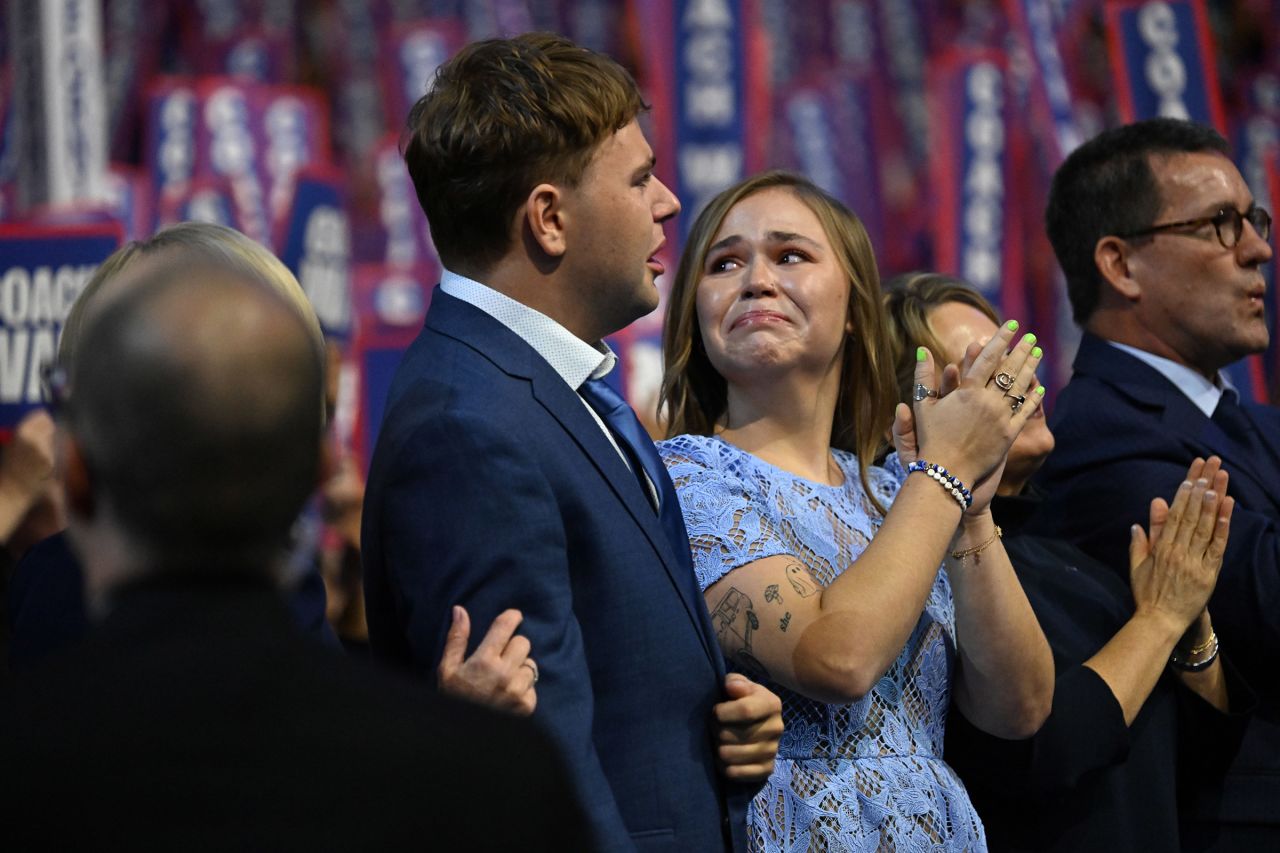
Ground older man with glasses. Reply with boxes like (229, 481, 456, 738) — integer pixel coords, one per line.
(1031, 117, 1275, 851)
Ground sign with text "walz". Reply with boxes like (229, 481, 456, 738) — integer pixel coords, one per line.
(0, 222, 123, 430)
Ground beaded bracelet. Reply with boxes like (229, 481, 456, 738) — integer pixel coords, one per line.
(906, 460, 972, 509)
(1170, 631, 1219, 673)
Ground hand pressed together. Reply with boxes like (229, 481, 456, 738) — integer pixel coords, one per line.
(1128, 456, 1234, 637)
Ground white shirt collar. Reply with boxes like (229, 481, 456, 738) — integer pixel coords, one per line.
(440, 269, 616, 388)
(1107, 341, 1235, 417)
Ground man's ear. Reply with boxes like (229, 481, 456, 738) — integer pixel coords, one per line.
(58, 432, 94, 520)
(524, 183, 568, 258)
(1094, 235, 1142, 301)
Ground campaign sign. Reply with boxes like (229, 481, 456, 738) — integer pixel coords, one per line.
(0, 223, 123, 429)
(670, 0, 767, 240)
(350, 263, 434, 471)
(773, 71, 884, 262)
(257, 86, 333, 231)
(379, 18, 466, 129)
(156, 176, 240, 231)
(373, 134, 435, 270)
(144, 78, 199, 212)
(278, 168, 353, 340)
(927, 49, 1025, 320)
(1005, 0, 1082, 166)
(1105, 0, 1226, 131)
(195, 77, 273, 247)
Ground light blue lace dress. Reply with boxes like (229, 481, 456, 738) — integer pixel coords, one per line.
(658, 434, 986, 852)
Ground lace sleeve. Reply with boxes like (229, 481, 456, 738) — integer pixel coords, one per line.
(658, 436, 792, 591)
(880, 450, 909, 486)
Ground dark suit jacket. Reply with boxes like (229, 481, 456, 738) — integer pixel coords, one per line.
(362, 289, 751, 852)
(1032, 333, 1279, 843)
(0, 572, 588, 851)
(8, 530, 334, 669)
(948, 492, 1252, 852)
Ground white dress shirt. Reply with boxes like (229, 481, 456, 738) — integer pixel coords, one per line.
(1108, 341, 1236, 417)
(440, 270, 658, 504)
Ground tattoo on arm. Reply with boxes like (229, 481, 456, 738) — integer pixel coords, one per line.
(786, 563, 820, 598)
(710, 587, 770, 680)
(779, 612, 791, 632)
(764, 584, 782, 604)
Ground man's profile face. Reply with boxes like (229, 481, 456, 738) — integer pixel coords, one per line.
(1125, 150, 1272, 375)
(561, 120, 680, 339)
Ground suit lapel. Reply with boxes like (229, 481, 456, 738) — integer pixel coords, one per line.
(426, 291, 722, 670)
(1075, 335, 1280, 514)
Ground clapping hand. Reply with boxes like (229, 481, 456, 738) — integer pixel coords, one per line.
(1128, 457, 1233, 637)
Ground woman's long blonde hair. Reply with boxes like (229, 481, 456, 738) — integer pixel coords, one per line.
(659, 171, 897, 512)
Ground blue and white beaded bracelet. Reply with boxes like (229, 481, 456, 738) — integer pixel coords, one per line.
(906, 460, 973, 509)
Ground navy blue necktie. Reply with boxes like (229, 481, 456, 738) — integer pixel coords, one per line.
(579, 378, 666, 513)
(1212, 390, 1268, 461)
(579, 378, 697, 575)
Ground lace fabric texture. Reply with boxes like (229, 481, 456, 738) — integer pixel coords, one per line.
(658, 435, 987, 852)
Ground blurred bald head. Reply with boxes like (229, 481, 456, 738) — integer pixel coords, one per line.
(63, 261, 324, 576)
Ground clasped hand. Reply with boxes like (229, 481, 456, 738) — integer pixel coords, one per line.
(893, 321, 1043, 514)
(1129, 457, 1234, 636)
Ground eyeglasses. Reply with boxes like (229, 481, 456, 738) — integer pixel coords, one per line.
(1118, 206, 1272, 249)
(39, 360, 70, 418)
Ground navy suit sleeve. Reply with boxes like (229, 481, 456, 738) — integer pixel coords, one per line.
(368, 408, 633, 850)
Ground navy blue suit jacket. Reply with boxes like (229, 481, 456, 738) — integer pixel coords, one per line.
(361, 290, 752, 852)
(1032, 333, 1280, 837)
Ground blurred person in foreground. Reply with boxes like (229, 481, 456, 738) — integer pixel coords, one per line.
(6, 223, 537, 714)
(655, 171, 1054, 850)
(886, 272, 1251, 852)
(0, 262, 586, 849)
(7, 223, 333, 664)
(363, 32, 782, 851)
(0, 409, 62, 666)
(1031, 117, 1280, 850)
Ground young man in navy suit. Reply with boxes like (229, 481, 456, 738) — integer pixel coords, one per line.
(362, 33, 782, 851)
(1033, 117, 1275, 850)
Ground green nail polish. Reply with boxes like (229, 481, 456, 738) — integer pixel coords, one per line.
(1024, 333, 1037, 346)
(1036, 386, 1046, 396)
(1032, 346, 1043, 358)
(1006, 320, 1019, 331)
(916, 346, 927, 362)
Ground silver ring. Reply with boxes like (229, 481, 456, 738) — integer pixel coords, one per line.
(1007, 394, 1026, 414)
(993, 372, 1016, 392)
(913, 383, 939, 402)
(522, 659, 539, 684)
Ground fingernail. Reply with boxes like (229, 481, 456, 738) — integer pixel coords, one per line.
(453, 605, 463, 620)
(1205, 491, 1217, 501)
(1032, 346, 1043, 359)
(1196, 478, 1209, 487)
(1180, 480, 1193, 490)
(916, 346, 927, 362)
(1035, 386, 1046, 396)
(1024, 333, 1037, 346)
(1006, 320, 1019, 331)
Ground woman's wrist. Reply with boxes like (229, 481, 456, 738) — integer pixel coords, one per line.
(1177, 611, 1215, 657)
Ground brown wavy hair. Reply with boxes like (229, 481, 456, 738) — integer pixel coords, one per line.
(659, 171, 897, 512)
(403, 32, 647, 276)
(882, 272, 1000, 408)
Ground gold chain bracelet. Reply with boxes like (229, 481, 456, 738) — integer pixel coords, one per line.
(949, 525, 1002, 562)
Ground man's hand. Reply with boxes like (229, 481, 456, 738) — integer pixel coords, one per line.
(437, 606, 538, 716)
(713, 674, 783, 782)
